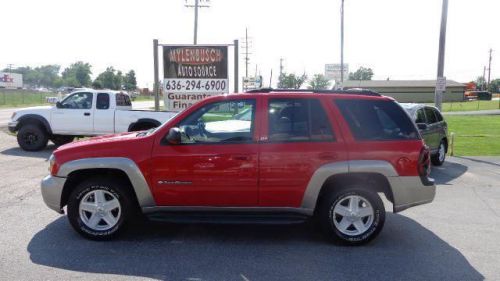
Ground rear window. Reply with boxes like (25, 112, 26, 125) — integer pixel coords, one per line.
(424, 107, 437, 124)
(335, 99, 419, 141)
(116, 93, 132, 106)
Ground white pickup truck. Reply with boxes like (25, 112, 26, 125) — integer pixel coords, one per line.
(8, 89, 176, 151)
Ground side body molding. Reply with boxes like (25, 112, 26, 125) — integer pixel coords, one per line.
(57, 157, 156, 207)
(300, 160, 397, 210)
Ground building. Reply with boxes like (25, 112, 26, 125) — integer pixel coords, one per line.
(342, 80, 465, 102)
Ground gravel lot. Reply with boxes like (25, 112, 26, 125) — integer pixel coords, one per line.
(0, 130, 499, 280)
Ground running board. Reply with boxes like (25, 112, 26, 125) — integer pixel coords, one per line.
(145, 211, 309, 225)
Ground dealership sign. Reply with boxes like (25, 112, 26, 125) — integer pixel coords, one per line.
(325, 64, 349, 82)
(163, 45, 229, 111)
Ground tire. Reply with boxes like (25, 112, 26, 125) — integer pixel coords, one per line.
(431, 140, 446, 166)
(50, 135, 74, 146)
(17, 124, 49, 151)
(317, 187, 385, 245)
(67, 177, 135, 240)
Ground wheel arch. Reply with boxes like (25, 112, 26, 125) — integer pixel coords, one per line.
(128, 118, 161, 132)
(58, 157, 155, 209)
(16, 114, 52, 134)
(301, 160, 396, 212)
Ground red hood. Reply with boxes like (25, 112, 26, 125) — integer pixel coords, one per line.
(57, 132, 139, 151)
(53, 131, 155, 165)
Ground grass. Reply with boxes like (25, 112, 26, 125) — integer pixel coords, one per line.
(446, 115, 500, 156)
(134, 95, 155, 101)
(0, 89, 55, 108)
(425, 100, 500, 112)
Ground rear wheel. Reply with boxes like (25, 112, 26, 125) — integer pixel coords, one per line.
(17, 124, 48, 151)
(431, 140, 446, 166)
(67, 177, 134, 240)
(50, 135, 74, 146)
(317, 187, 385, 245)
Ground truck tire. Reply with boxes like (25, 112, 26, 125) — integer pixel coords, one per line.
(50, 135, 74, 146)
(431, 140, 446, 166)
(67, 177, 135, 240)
(317, 187, 385, 245)
(17, 124, 49, 151)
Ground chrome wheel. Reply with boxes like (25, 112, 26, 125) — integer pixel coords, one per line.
(438, 143, 446, 162)
(332, 195, 374, 236)
(79, 189, 121, 231)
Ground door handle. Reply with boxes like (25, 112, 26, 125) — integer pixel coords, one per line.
(84, 112, 91, 116)
(232, 155, 251, 161)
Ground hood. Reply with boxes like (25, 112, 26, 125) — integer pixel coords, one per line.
(57, 132, 140, 151)
(14, 106, 53, 119)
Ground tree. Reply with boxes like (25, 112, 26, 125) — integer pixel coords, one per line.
(4, 65, 60, 87)
(308, 74, 331, 90)
(123, 70, 137, 90)
(93, 67, 123, 90)
(489, 79, 500, 93)
(62, 61, 92, 87)
(278, 72, 307, 89)
(348, 67, 374, 80)
(475, 76, 486, 91)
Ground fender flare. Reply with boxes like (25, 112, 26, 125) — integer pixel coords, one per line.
(16, 114, 52, 134)
(128, 118, 161, 132)
(300, 160, 398, 210)
(57, 157, 155, 207)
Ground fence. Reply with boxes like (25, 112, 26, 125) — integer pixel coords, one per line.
(0, 89, 56, 107)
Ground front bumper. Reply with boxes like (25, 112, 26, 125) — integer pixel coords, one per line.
(389, 176, 436, 213)
(41, 175, 66, 214)
(7, 121, 18, 133)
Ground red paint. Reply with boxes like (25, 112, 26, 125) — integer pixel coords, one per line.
(52, 92, 427, 208)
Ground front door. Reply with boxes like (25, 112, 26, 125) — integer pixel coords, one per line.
(150, 99, 260, 206)
(51, 92, 94, 134)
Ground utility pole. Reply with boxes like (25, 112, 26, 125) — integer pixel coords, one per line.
(487, 48, 493, 88)
(278, 58, 284, 88)
(7, 64, 14, 73)
(340, 0, 345, 85)
(153, 39, 160, 111)
(434, 0, 448, 111)
(483, 66, 487, 90)
(185, 0, 210, 45)
(243, 28, 251, 78)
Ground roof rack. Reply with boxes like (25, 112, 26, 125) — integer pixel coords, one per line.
(244, 88, 381, 96)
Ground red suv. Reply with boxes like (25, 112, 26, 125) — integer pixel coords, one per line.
(41, 89, 435, 245)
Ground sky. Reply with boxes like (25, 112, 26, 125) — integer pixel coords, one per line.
(1, 0, 499, 89)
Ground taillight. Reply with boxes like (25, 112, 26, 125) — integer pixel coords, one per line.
(48, 154, 59, 176)
(418, 146, 431, 177)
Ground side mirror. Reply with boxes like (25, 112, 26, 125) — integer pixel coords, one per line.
(416, 123, 428, 130)
(165, 127, 181, 145)
(55, 101, 62, 108)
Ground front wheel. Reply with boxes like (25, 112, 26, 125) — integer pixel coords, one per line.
(317, 187, 385, 245)
(17, 124, 48, 151)
(67, 177, 134, 240)
(431, 140, 446, 166)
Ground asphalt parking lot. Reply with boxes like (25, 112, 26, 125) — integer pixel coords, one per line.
(0, 130, 499, 280)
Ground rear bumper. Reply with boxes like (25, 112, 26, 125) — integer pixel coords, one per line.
(41, 175, 66, 214)
(389, 176, 436, 213)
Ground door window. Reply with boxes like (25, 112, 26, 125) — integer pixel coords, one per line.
(335, 99, 419, 140)
(96, 93, 110, 110)
(424, 107, 437, 124)
(177, 99, 255, 144)
(416, 109, 426, 123)
(268, 98, 334, 142)
(60, 92, 93, 109)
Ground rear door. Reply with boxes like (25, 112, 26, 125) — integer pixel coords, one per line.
(423, 107, 440, 150)
(93, 93, 115, 134)
(258, 97, 348, 207)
